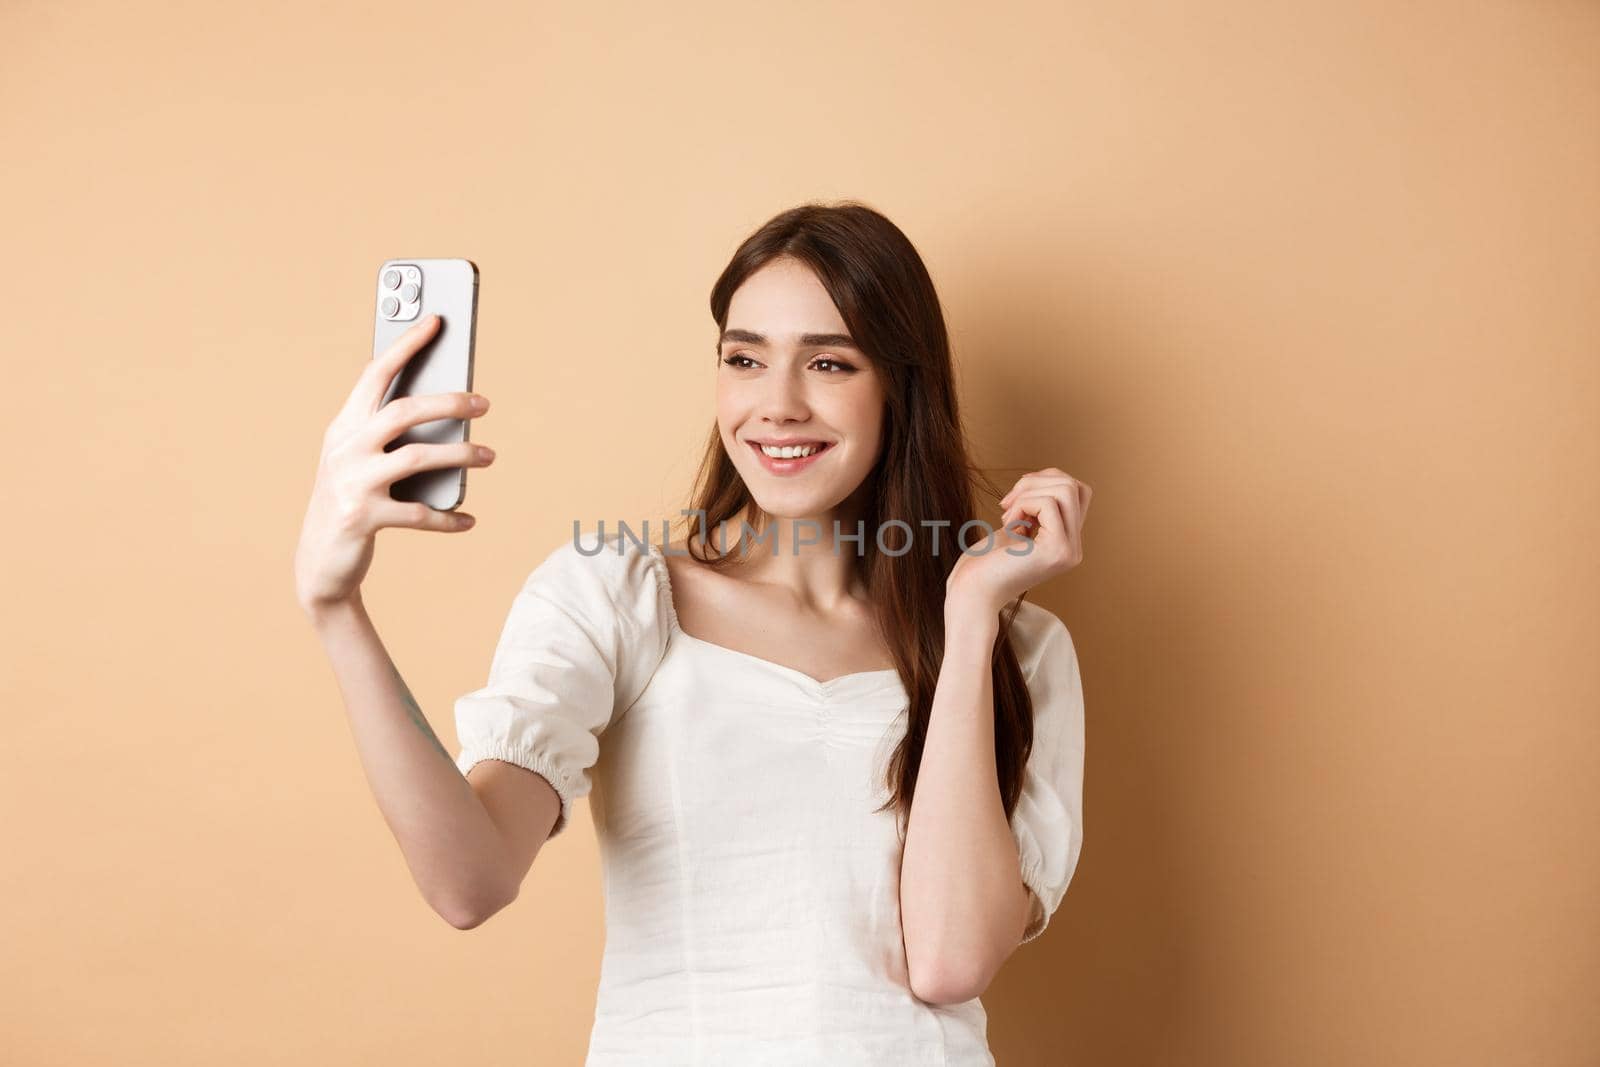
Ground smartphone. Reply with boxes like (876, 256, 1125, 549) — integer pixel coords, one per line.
(371, 258, 480, 510)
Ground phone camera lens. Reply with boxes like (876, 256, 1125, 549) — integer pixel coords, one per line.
(381, 296, 400, 317)
(382, 269, 402, 289)
(401, 283, 420, 303)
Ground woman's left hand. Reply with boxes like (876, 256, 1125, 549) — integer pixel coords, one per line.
(945, 467, 1092, 617)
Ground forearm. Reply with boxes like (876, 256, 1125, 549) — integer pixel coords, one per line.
(899, 599, 1023, 1001)
(307, 594, 517, 927)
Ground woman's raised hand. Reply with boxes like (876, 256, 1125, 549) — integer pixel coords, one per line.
(293, 314, 495, 615)
(944, 467, 1092, 617)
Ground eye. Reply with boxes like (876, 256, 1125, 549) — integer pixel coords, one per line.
(720, 352, 857, 373)
(812, 357, 857, 373)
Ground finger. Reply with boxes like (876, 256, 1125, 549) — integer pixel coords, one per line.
(1055, 484, 1084, 550)
(1001, 492, 1056, 538)
(997, 511, 1038, 540)
(351, 314, 444, 416)
(1042, 494, 1076, 561)
(1000, 479, 1072, 526)
(1000, 469, 1075, 510)
(999, 471, 1042, 510)
(1005, 490, 1077, 552)
(373, 440, 494, 487)
(1009, 494, 1072, 562)
(364, 391, 488, 450)
(997, 500, 1053, 565)
(370, 498, 478, 532)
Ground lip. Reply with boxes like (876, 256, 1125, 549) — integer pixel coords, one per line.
(748, 437, 832, 446)
(747, 439, 834, 476)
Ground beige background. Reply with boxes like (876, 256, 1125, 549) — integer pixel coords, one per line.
(3, 1, 1596, 1064)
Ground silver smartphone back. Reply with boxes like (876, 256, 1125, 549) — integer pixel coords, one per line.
(371, 258, 479, 510)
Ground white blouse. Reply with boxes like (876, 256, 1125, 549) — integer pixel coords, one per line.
(454, 530, 1085, 1065)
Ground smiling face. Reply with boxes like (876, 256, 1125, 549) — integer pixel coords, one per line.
(716, 256, 887, 531)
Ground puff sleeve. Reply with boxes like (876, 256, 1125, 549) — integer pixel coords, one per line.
(453, 531, 671, 840)
(1008, 602, 1087, 944)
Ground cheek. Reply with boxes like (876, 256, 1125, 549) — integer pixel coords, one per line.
(838, 389, 885, 446)
(714, 382, 741, 433)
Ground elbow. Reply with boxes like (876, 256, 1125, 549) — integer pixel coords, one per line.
(905, 926, 983, 1006)
(906, 920, 997, 1006)
(434, 881, 518, 931)
(441, 904, 492, 931)
(908, 958, 988, 1007)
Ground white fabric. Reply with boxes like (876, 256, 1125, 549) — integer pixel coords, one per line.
(454, 530, 1085, 1065)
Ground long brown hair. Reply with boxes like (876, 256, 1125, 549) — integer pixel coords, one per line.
(678, 199, 1035, 841)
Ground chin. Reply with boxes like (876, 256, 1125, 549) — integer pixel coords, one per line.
(741, 482, 850, 521)
(746, 489, 837, 519)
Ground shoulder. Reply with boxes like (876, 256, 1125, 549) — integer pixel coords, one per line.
(1006, 598, 1077, 683)
(525, 528, 672, 636)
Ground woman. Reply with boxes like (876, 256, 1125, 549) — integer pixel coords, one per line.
(295, 201, 1091, 1064)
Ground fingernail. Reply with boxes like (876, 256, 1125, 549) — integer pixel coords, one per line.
(458, 513, 474, 526)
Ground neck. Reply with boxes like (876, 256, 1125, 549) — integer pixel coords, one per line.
(713, 501, 871, 611)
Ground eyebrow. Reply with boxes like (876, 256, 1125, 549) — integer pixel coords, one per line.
(719, 328, 861, 351)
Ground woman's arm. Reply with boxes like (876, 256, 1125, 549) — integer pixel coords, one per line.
(898, 595, 1033, 1005)
(291, 315, 551, 928)
(307, 593, 557, 928)
(903, 466, 1092, 992)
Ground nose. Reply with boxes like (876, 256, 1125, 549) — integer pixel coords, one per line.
(758, 366, 810, 425)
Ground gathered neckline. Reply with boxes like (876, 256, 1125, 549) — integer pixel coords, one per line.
(638, 540, 904, 694)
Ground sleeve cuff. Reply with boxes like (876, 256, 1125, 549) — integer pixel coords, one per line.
(456, 742, 581, 840)
(1014, 818, 1071, 945)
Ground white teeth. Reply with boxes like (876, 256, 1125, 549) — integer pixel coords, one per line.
(760, 442, 823, 459)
